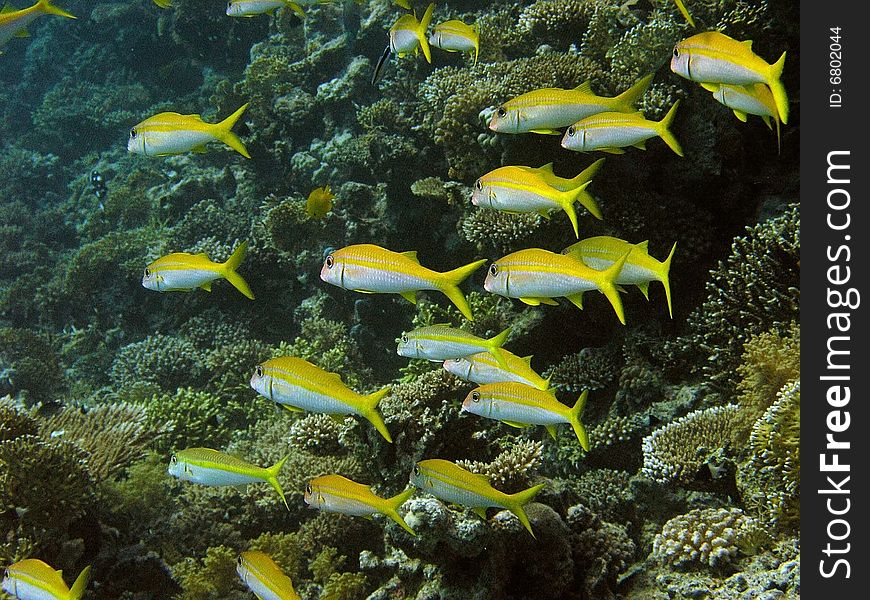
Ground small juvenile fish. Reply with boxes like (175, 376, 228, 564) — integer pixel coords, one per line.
(483, 248, 629, 324)
(461, 383, 590, 450)
(397, 324, 511, 367)
(443, 350, 549, 391)
(670, 31, 788, 124)
(226, 0, 304, 18)
(488, 73, 653, 135)
(563, 236, 676, 317)
(1, 0, 75, 47)
(429, 19, 479, 65)
(320, 244, 486, 321)
(702, 82, 781, 150)
(236, 551, 301, 600)
(561, 101, 683, 156)
(305, 185, 334, 219)
(141, 241, 255, 300)
(2, 559, 90, 600)
(471, 165, 598, 238)
(389, 2, 434, 62)
(304, 474, 416, 535)
(127, 103, 251, 158)
(168, 448, 290, 509)
(410, 459, 545, 537)
(250, 356, 393, 442)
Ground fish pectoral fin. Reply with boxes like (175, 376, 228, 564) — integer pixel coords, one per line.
(599, 147, 626, 154)
(200, 281, 213, 292)
(636, 281, 650, 299)
(536, 210, 553, 220)
(472, 506, 488, 520)
(545, 424, 559, 440)
(700, 82, 720, 93)
(732, 109, 749, 122)
(362, 513, 375, 521)
(400, 290, 418, 304)
(276, 402, 305, 413)
(502, 420, 531, 429)
(352, 288, 376, 294)
(616, 285, 629, 294)
(329, 414, 348, 424)
(761, 115, 773, 130)
(400, 250, 420, 262)
(530, 129, 562, 135)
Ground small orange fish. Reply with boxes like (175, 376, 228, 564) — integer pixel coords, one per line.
(306, 185, 334, 219)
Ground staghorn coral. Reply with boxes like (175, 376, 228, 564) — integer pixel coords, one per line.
(641, 405, 740, 485)
(651, 507, 765, 569)
(461, 209, 542, 254)
(457, 439, 544, 492)
(737, 380, 800, 530)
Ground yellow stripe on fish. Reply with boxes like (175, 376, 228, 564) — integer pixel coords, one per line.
(1, 0, 74, 47)
(483, 248, 629, 324)
(410, 459, 545, 536)
(443, 349, 550, 391)
(304, 474, 416, 535)
(702, 82, 782, 151)
(320, 244, 486, 321)
(397, 324, 511, 368)
(389, 2, 434, 63)
(563, 236, 676, 318)
(471, 161, 603, 237)
(561, 101, 683, 156)
(142, 240, 254, 300)
(488, 73, 653, 135)
(167, 448, 290, 509)
(429, 19, 479, 64)
(462, 382, 590, 450)
(250, 356, 393, 442)
(2, 559, 90, 600)
(226, 0, 305, 18)
(127, 103, 251, 158)
(670, 31, 788, 124)
(237, 551, 301, 600)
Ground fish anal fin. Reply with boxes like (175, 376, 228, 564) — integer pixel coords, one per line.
(632, 140, 647, 150)
(473, 506, 488, 519)
(502, 420, 531, 429)
(519, 297, 558, 306)
(566, 293, 584, 310)
(400, 290, 417, 304)
(733, 109, 749, 122)
(600, 147, 626, 154)
(530, 129, 562, 135)
(545, 424, 559, 440)
(200, 281, 213, 292)
(637, 281, 650, 299)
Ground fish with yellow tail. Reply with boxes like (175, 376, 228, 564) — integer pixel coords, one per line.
(304, 474, 416, 535)
(320, 244, 486, 321)
(471, 160, 603, 238)
(249, 356, 394, 442)
(305, 185, 334, 219)
(483, 248, 629, 324)
(397, 324, 511, 367)
(443, 349, 550, 391)
(701, 82, 782, 150)
(168, 448, 290, 509)
(226, 0, 305, 18)
(389, 2, 434, 61)
(2, 559, 90, 600)
(561, 101, 683, 156)
(563, 236, 676, 318)
(236, 551, 301, 600)
(410, 459, 546, 537)
(488, 73, 653, 135)
(142, 241, 255, 300)
(462, 383, 590, 450)
(1, 0, 75, 47)
(670, 31, 788, 124)
(429, 19, 479, 64)
(127, 103, 251, 158)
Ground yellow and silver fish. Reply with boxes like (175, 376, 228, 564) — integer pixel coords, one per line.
(127, 103, 251, 158)
(0, 0, 74, 47)
(429, 19, 479, 64)
(443, 350, 550, 391)
(226, 0, 304, 18)
(410, 459, 545, 536)
(702, 82, 781, 150)
(320, 244, 486, 321)
(462, 383, 589, 450)
(249, 356, 393, 443)
(561, 101, 683, 156)
(389, 2, 434, 62)
(483, 248, 629, 324)
(670, 31, 788, 124)
(397, 324, 510, 367)
(488, 73, 653, 135)
(168, 448, 290, 509)
(563, 236, 676, 317)
(2, 559, 90, 600)
(236, 551, 301, 600)
(304, 474, 416, 535)
(471, 163, 600, 238)
(141, 241, 254, 300)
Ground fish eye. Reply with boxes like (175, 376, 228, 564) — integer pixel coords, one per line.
(255, 365, 264, 377)
(472, 391, 480, 402)
(489, 264, 498, 277)
(413, 465, 420, 476)
(306, 484, 312, 494)
(144, 268, 151, 277)
(325, 255, 335, 269)
(567, 126, 576, 137)
(497, 106, 507, 118)
(475, 179, 482, 191)
(401, 335, 408, 344)
(673, 47, 680, 58)
(170, 454, 177, 464)
(237, 555, 243, 567)
(130, 128, 137, 139)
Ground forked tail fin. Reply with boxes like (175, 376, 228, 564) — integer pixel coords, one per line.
(222, 241, 255, 299)
(383, 487, 416, 535)
(267, 455, 290, 510)
(614, 73, 654, 111)
(39, 0, 76, 19)
(215, 103, 252, 158)
(657, 100, 684, 157)
(363, 387, 393, 443)
(767, 52, 788, 125)
(439, 259, 487, 320)
(505, 482, 547, 537)
(69, 565, 92, 600)
(416, 3, 435, 63)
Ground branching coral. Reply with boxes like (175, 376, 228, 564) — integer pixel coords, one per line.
(0, 327, 65, 404)
(566, 503, 636, 598)
(457, 439, 544, 492)
(461, 209, 542, 254)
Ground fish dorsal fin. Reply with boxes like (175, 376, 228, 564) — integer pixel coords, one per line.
(325, 371, 344, 383)
(195, 252, 208, 258)
(400, 250, 419, 262)
(522, 355, 534, 365)
(573, 80, 594, 94)
(538, 162, 555, 174)
(741, 40, 753, 50)
(636, 240, 649, 251)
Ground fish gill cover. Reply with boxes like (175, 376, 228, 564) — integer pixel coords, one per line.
(0, 0, 798, 598)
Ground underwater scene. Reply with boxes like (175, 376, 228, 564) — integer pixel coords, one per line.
(0, 0, 799, 598)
